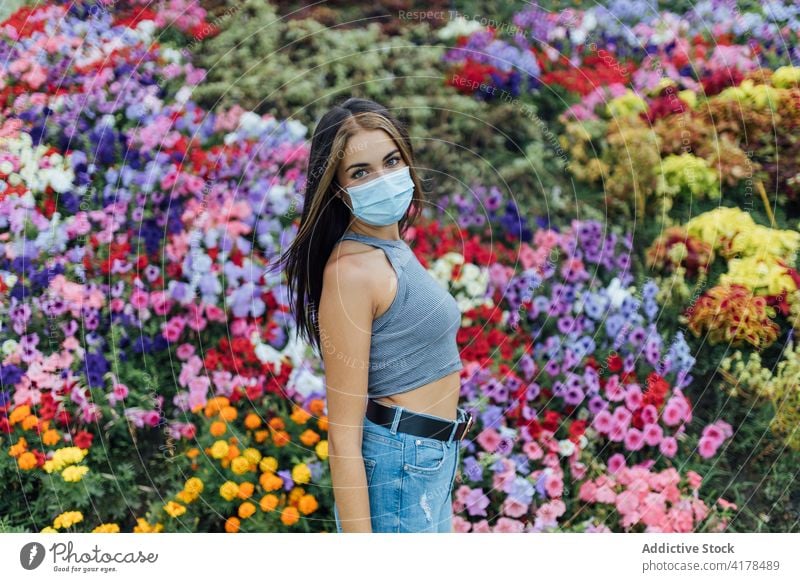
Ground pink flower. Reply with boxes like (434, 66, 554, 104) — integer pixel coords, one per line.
(697, 436, 719, 459)
(616, 489, 639, 516)
(624, 384, 643, 411)
(608, 452, 626, 474)
(579, 481, 598, 502)
(176, 343, 196, 360)
(686, 470, 703, 490)
(659, 436, 678, 457)
(608, 422, 626, 442)
(641, 404, 659, 424)
(592, 409, 613, 433)
(502, 497, 529, 518)
(544, 473, 564, 498)
(452, 516, 472, 532)
(493, 517, 525, 533)
(595, 485, 617, 504)
(130, 288, 149, 309)
(605, 375, 626, 401)
(613, 406, 632, 426)
(523, 440, 544, 460)
(471, 519, 491, 532)
(661, 401, 683, 426)
(642, 423, 663, 446)
(476, 428, 501, 453)
(717, 497, 738, 511)
(624, 427, 645, 451)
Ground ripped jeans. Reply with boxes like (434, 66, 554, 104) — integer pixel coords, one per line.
(333, 405, 467, 533)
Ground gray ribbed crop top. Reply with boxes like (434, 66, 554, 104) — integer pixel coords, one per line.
(336, 231, 464, 398)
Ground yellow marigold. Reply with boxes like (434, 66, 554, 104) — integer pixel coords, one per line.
(259, 472, 284, 492)
(299, 429, 320, 446)
(281, 506, 300, 526)
(40, 527, 58, 533)
(44, 446, 88, 473)
(238, 481, 254, 499)
(291, 463, 311, 485)
(219, 406, 237, 422)
(298, 494, 319, 515)
(164, 501, 186, 518)
(210, 439, 230, 460)
(92, 523, 120, 533)
(231, 456, 252, 475)
(290, 406, 311, 424)
(175, 490, 196, 504)
(309, 398, 325, 416)
(219, 481, 239, 502)
(317, 416, 328, 432)
(17, 451, 38, 470)
(185, 477, 204, 496)
(225, 516, 240, 533)
(53, 511, 84, 530)
(244, 413, 262, 430)
(259, 494, 279, 512)
(238, 501, 256, 519)
(254, 429, 269, 443)
(268, 417, 285, 431)
(259, 456, 278, 473)
(9, 438, 28, 458)
(133, 518, 164, 533)
(9, 405, 31, 425)
(42, 429, 60, 446)
(21, 415, 39, 431)
(272, 430, 290, 447)
(204, 396, 230, 418)
(242, 447, 261, 465)
(209, 421, 227, 437)
(315, 440, 328, 461)
(61, 465, 89, 482)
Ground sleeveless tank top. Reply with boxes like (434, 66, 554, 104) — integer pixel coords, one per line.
(335, 230, 464, 398)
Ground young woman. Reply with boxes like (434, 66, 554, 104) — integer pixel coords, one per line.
(272, 97, 473, 533)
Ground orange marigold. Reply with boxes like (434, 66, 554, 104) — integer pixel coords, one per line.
(21, 415, 39, 431)
(238, 481, 255, 499)
(281, 506, 300, 526)
(290, 406, 311, 424)
(268, 417, 285, 431)
(210, 421, 227, 437)
(244, 413, 262, 430)
(238, 501, 256, 519)
(298, 494, 319, 515)
(42, 429, 61, 446)
(259, 494, 279, 512)
(18, 451, 38, 470)
(9, 405, 31, 425)
(299, 429, 320, 446)
(254, 430, 269, 443)
(272, 431, 290, 447)
(8, 437, 28, 458)
(309, 399, 325, 416)
(224, 516, 240, 533)
(219, 406, 237, 422)
(317, 416, 328, 432)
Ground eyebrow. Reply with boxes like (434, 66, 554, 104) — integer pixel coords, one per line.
(344, 149, 400, 172)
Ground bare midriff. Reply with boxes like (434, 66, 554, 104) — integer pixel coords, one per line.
(371, 370, 461, 421)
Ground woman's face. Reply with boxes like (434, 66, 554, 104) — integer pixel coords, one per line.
(335, 129, 407, 207)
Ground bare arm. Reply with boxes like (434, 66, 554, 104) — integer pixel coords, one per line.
(319, 254, 376, 533)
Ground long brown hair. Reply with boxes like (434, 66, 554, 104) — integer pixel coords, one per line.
(268, 97, 427, 356)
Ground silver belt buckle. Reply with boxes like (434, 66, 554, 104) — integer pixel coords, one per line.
(460, 413, 474, 440)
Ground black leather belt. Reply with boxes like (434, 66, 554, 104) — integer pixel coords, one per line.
(366, 399, 474, 441)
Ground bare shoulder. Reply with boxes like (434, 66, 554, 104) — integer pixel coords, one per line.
(323, 240, 382, 288)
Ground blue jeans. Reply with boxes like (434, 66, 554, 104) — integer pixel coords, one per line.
(333, 404, 467, 533)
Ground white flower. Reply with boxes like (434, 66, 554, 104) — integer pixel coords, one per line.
(437, 15, 485, 41)
(605, 277, 631, 309)
(557, 439, 575, 457)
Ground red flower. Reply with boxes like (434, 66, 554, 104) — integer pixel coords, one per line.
(73, 430, 94, 449)
(607, 353, 623, 373)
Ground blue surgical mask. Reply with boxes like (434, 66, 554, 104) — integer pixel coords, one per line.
(341, 166, 415, 226)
